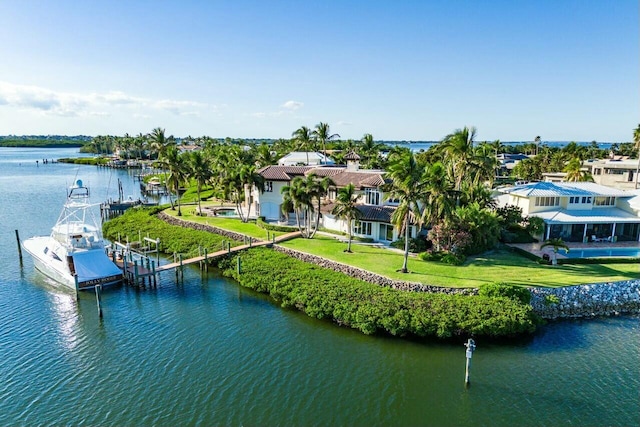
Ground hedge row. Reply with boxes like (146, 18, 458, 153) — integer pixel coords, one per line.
(103, 207, 237, 257)
(217, 248, 540, 339)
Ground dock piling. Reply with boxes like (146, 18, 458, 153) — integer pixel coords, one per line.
(15, 230, 23, 265)
(95, 284, 103, 317)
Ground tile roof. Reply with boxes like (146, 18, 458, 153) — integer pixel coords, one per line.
(258, 165, 314, 181)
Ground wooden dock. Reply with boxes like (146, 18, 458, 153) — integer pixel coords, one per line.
(112, 231, 301, 286)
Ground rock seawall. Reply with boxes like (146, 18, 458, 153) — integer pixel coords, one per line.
(530, 280, 640, 319)
(273, 245, 475, 295)
(158, 212, 250, 242)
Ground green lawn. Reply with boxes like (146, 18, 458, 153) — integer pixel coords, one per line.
(163, 205, 286, 240)
(280, 235, 640, 288)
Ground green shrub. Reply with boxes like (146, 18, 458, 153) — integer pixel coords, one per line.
(478, 282, 532, 304)
(390, 237, 429, 253)
(441, 252, 466, 265)
(217, 248, 540, 339)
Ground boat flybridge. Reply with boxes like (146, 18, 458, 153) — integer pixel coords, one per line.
(22, 179, 123, 292)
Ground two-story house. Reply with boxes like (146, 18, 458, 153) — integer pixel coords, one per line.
(495, 181, 640, 242)
(251, 152, 417, 243)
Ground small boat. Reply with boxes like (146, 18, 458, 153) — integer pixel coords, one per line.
(22, 179, 123, 292)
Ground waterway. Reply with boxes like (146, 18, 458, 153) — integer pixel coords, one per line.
(0, 147, 638, 426)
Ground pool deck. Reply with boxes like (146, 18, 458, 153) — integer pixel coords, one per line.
(509, 241, 640, 259)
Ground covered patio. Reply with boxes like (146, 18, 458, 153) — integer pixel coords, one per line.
(536, 208, 640, 243)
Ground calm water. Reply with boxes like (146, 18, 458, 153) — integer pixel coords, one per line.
(0, 147, 638, 427)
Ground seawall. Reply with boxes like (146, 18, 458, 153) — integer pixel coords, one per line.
(529, 280, 640, 319)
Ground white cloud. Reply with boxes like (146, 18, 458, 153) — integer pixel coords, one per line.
(337, 121, 353, 126)
(0, 81, 210, 118)
(282, 100, 303, 111)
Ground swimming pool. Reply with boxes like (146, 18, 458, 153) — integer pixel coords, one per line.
(563, 247, 640, 259)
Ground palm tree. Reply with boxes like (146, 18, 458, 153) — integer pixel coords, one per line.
(633, 124, 640, 189)
(255, 143, 277, 168)
(331, 183, 362, 252)
(232, 164, 265, 222)
(148, 127, 174, 160)
(292, 126, 313, 165)
(564, 158, 593, 182)
(306, 174, 334, 238)
(158, 145, 188, 215)
(385, 151, 425, 273)
(312, 122, 340, 164)
(281, 176, 314, 236)
(540, 238, 569, 266)
(421, 161, 457, 227)
(187, 150, 212, 216)
(442, 126, 477, 197)
(359, 133, 384, 168)
(534, 136, 541, 156)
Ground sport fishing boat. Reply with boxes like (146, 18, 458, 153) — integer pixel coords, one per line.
(22, 179, 123, 291)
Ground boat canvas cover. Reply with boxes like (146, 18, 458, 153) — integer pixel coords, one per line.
(72, 250, 122, 285)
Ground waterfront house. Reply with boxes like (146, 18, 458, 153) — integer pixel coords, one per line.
(251, 152, 417, 243)
(495, 181, 640, 242)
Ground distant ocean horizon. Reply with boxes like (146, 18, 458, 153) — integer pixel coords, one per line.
(382, 140, 619, 151)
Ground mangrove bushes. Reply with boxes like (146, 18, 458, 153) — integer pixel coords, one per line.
(103, 207, 237, 257)
(217, 247, 540, 339)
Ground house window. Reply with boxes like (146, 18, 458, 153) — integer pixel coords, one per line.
(569, 196, 579, 204)
(328, 188, 337, 200)
(365, 188, 381, 205)
(581, 196, 592, 204)
(535, 196, 559, 207)
(594, 196, 615, 206)
(265, 181, 273, 192)
(380, 223, 394, 241)
(353, 221, 372, 236)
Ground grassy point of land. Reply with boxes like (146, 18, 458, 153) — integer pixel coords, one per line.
(279, 235, 639, 288)
(163, 203, 288, 240)
(159, 207, 638, 288)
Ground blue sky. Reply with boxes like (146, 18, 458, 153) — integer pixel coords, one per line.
(0, 0, 637, 142)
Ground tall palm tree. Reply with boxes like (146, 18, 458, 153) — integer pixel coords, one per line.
(421, 161, 457, 227)
(188, 150, 212, 216)
(292, 126, 313, 165)
(442, 126, 477, 196)
(331, 183, 362, 252)
(232, 164, 265, 222)
(633, 124, 640, 189)
(158, 145, 188, 215)
(281, 176, 314, 236)
(306, 174, 334, 238)
(540, 238, 569, 266)
(385, 151, 425, 273)
(255, 143, 277, 168)
(359, 133, 384, 168)
(148, 127, 174, 160)
(312, 122, 340, 164)
(534, 136, 541, 156)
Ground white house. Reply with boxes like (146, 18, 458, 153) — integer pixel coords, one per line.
(495, 181, 640, 242)
(278, 151, 335, 166)
(251, 153, 417, 243)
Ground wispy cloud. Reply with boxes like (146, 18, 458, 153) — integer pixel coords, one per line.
(0, 81, 210, 118)
(282, 100, 303, 111)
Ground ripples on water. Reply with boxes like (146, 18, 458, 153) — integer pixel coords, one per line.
(0, 148, 639, 426)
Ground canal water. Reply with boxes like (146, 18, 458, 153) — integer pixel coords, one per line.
(0, 147, 638, 426)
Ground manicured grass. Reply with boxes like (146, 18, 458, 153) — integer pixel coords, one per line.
(163, 205, 285, 240)
(280, 235, 640, 288)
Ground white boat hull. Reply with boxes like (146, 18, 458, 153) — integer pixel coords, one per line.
(23, 236, 122, 292)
